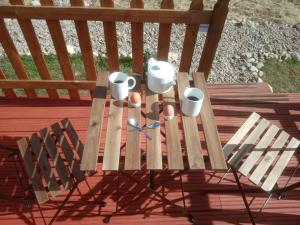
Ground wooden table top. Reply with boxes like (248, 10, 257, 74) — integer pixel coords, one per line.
(81, 72, 227, 172)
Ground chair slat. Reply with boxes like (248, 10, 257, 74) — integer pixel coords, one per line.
(228, 118, 270, 169)
(102, 99, 124, 171)
(17, 138, 49, 204)
(193, 72, 226, 169)
(125, 74, 141, 170)
(40, 0, 80, 100)
(51, 123, 85, 182)
(101, 0, 119, 71)
(249, 131, 289, 185)
(179, 0, 203, 72)
(29, 133, 61, 197)
(157, 0, 174, 60)
(176, 72, 205, 169)
(81, 72, 108, 171)
(40, 128, 74, 190)
(223, 112, 261, 158)
(0, 19, 36, 98)
(239, 124, 280, 176)
(0, 67, 16, 98)
(163, 87, 184, 170)
(10, 0, 59, 99)
(146, 88, 162, 170)
(261, 137, 300, 192)
(130, 0, 144, 74)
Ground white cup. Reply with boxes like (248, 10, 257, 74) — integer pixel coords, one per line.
(109, 72, 136, 100)
(181, 87, 204, 117)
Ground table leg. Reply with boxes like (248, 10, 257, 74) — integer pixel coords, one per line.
(150, 170, 155, 189)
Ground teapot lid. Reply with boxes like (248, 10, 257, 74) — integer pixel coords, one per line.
(148, 59, 175, 78)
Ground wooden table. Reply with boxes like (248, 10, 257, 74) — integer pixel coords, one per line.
(81, 72, 227, 172)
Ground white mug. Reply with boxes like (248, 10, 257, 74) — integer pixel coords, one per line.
(109, 72, 136, 100)
(181, 87, 204, 117)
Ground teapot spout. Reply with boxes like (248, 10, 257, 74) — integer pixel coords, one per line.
(163, 80, 176, 91)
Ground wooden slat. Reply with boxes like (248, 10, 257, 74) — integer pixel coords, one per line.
(41, 0, 80, 100)
(70, 0, 97, 83)
(9, 0, 59, 99)
(17, 137, 49, 204)
(130, 0, 144, 74)
(157, 0, 174, 60)
(146, 88, 162, 170)
(198, 0, 229, 79)
(179, 0, 203, 72)
(261, 137, 300, 192)
(223, 112, 261, 158)
(193, 72, 227, 169)
(51, 122, 85, 182)
(163, 87, 184, 170)
(29, 133, 61, 197)
(125, 74, 141, 170)
(249, 131, 290, 185)
(238, 124, 280, 176)
(0, 67, 16, 98)
(0, 5, 212, 24)
(176, 72, 205, 169)
(40, 128, 73, 190)
(0, 19, 36, 98)
(228, 118, 271, 169)
(81, 72, 108, 171)
(102, 100, 123, 171)
(101, 0, 119, 72)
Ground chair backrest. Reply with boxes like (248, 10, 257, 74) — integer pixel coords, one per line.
(0, 0, 229, 99)
(17, 118, 85, 204)
(224, 112, 300, 192)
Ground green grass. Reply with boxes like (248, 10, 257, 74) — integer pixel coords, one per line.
(262, 59, 300, 93)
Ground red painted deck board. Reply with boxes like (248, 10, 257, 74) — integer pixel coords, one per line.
(1, 83, 300, 224)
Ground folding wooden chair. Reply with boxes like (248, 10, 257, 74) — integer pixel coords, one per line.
(17, 118, 106, 225)
(222, 112, 300, 225)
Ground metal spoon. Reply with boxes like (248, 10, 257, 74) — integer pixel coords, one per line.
(145, 121, 160, 129)
(128, 118, 152, 140)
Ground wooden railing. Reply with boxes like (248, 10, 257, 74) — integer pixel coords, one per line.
(0, 0, 229, 99)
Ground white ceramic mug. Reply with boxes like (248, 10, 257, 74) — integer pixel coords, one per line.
(181, 87, 204, 117)
(109, 72, 136, 100)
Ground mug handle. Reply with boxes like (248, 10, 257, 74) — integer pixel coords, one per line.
(127, 76, 136, 90)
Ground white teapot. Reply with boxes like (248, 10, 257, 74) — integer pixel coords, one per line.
(147, 58, 176, 94)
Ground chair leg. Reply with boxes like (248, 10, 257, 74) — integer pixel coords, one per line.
(232, 168, 256, 225)
(218, 167, 231, 184)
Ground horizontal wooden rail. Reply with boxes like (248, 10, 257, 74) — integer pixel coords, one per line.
(0, 5, 212, 24)
(0, 80, 96, 90)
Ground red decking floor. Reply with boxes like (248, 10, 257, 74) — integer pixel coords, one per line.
(1, 83, 300, 225)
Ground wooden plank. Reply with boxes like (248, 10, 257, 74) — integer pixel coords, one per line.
(125, 74, 141, 170)
(228, 118, 271, 169)
(193, 72, 227, 170)
(223, 112, 261, 158)
(146, 88, 162, 170)
(29, 133, 61, 197)
(70, 0, 97, 83)
(17, 137, 49, 204)
(51, 122, 85, 182)
(0, 79, 96, 90)
(0, 67, 16, 98)
(40, 128, 73, 190)
(0, 5, 213, 24)
(249, 131, 290, 185)
(41, 0, 80, 100)
(130, 0, 144, 74)
(238, 124, 280, 176)
(198, 0, 230, 79)
(9, 0, 59, 99)
(101, 0, 119, 72)
(176, 72, 205, 169)
(261, 137, 300, 192)
(163, 87, 184, 170)
(81, 72, 108, 171)
(102, 100, 123, 171)
(179, 0, 203, 72)
(0, 19, 36, 98)
(157, 0, 174, 60)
